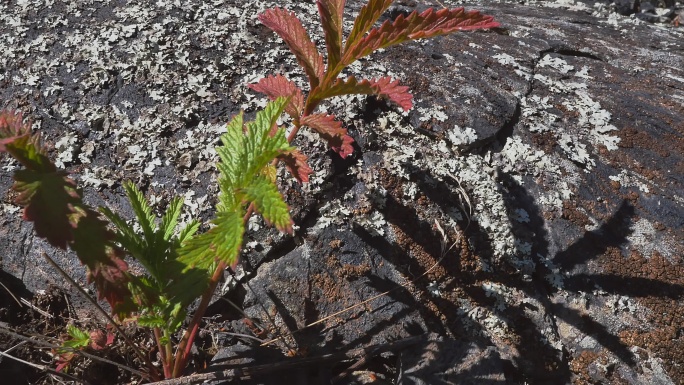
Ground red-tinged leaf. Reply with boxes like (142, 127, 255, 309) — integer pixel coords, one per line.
(2, 109, 133, 316)
(55, 353, 74, 372)
(259, 8, 325, 89)
(309, 76, 412, 113)
(0, 110, 53, 172)
(0, 110, 29, 151)
(317, 0, 346, 71)
(300, 113, 355, 158)
(249, 75, 305, 120)
(89, 330, 106, 350)
(341, 7, 500, 69)
(278, 148, 313, 183)
(343, 0, 394, 58)
(13, 170, 81, 248)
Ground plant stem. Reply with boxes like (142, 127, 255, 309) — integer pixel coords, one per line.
(173, 119, 304, 377)
(42, 253, 160, 381)
(154, 328, 172, 379)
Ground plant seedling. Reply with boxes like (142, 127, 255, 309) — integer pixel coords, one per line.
(0, 0, 498, 380)
(250, 0, 499, 179)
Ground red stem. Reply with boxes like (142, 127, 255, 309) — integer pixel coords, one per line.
(153, 327, 172, 379)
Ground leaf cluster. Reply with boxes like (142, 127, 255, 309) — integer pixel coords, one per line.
(250, 0, 500, 171)
(0, 0, 500, 379)
(178, 97, 295, 271)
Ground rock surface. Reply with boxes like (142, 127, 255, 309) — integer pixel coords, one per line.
(1, 0, 683, 384)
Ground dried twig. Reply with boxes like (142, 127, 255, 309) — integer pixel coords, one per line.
(146, 335, 424, 385)
(0, 348, 92, 385)
(259, 223, 461, 347)
(0, 326, 147, 378)
(41, 252, 156, 381)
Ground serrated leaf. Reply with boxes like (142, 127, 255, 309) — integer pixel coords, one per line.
(278, 148, 313, 184)
(13, 170, 81, 248)
(241, 176, 293, 234)
(179, 211, 245, 269)
(260, 164, 278, 184)
(177, 219, 200, 246)
(249, 75, 305, 120)
(341, 7, 500, 69)
(160, 197, 183, 242)
(317, 0, 346, 71)
(343, 0, 394, 59)
(137, 315, 166, 328)
(2, 110, 133, 316)
(100, 205, 144, 259)
(310, 76, 412, 112)
(0, 110, 53, 172)
(300, 113, 355, 158)
(123, 182, 156, 243)
(65, 325, 91, 349)
(259, 8, 325, 89)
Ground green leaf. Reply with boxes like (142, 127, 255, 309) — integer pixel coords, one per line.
(179, 211, 245, 269)
(176, 219, 200, 246)
(100, 206, 144, 260)
(216, 97, 292, 210)
(123, 182, 156, 242)
(241, 176, 293, 234)
(159, 197, 183, 242)
(60, 325, 91, 352)
(67, 325, 91, 345)
(181, 97, 295, 271)
(137, 314, 166, 329)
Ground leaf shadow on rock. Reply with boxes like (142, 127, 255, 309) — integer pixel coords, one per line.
(354, 162, 673, 383)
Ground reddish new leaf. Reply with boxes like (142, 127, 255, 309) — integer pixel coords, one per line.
(259, 8, 326, 89)
(343, 0, 394, 57)
(0, 110, 29, 151)
(300, 113, 355, 158)
(278, 148, 313, 183)
(308, 76, 412, 113)
(249, 75, 305, 120)
(0, 110, 53, 172)
(1, 109, 133, 316)
(341, 7, 500, 70)
(317, 0, 346, 71)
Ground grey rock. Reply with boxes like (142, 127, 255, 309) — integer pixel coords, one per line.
(615, 0, 640, 15)
(1, 1, 683, 384)
(397, 334, 507, 385)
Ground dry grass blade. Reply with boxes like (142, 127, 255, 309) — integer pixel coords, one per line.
(41, 252, 156, 381)
(259, 222, 461, 347)
(0, 280, 22, 307)
(0, 347, 92, 385)
(144, 335, 423, 385)
(0, 325, 148, 379)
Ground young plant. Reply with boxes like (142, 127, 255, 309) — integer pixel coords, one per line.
(249, 0, 499, 174)
(0, 0, 499, 380)
(54, 324, 115, 373)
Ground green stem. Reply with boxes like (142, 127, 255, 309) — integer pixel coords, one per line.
(172, 205, 257, 378)
(172, 121, 305, 377)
